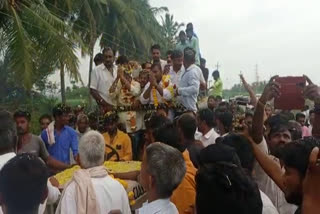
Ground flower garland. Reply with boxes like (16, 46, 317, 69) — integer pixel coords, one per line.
(152, 86, 158, 107)
(152, 75, 172, 107)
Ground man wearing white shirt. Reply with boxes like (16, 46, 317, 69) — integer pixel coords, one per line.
(56, 131, 130, 214)
(137, 142, 186, 214)
(195, 108, 219, 147)
(90, 47, 118, 113)
(176, 48, 200, 112)
(168, 50, 184, 87)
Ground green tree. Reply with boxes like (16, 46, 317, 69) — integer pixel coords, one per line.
(161, 13, 184, 51)
(0, 0, 82, 96)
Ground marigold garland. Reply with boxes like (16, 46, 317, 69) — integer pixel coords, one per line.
(152, 86, 158, 107)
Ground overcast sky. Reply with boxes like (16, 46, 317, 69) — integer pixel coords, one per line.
(51, 0, 320, 89)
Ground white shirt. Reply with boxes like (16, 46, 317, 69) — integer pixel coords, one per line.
(136, 198, 178, 214)
(260, 190, 279, 214)
(168, 66, 185, 86)
(140, 82, 172, 105)
(90, 64, 118, 105)
(0, 152, 15, 169)
(58, 175, 131, 214)
(253, 138, 298, 214)
(0, 152, 60, 214)
(177, 64, 201, 112)
(195, 128, 220, 147)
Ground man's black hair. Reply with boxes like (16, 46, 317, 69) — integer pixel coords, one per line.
(179, 30, 186, 37)
(268, 122, 290, 138)
(52, 103, 71, 118)
(198, 108, 216, 128)
(186, 22, 193, 30)
(217, 111, 233, 133)
(145, 114, 170, 131)
(13, 110, 31, 121)
(153, 122, 185, 153)
(212, 70, 220, 78)
(39, 114, 52, 123)
(220, 134, 255, 175)
(196, 144, 262, 214)
(141, 61, 151, 69)
(200, 58, 206, 64)
(116, 55, 129, 65)
(0, 154, 49, 213)
(288, 121, 302, 141)
(150, 44, 161, 52)
(166, 50, 173, 56)
(208, 95, 216, 101)
(171, 49, 183, 60)
(278, 137, 320, 176)
(177, 113, 197, 141)
(265, 114, 286, 129)
(295, 112, 306, 121)
(94, 53, 104, 65)
(184, 47, 196, 64)
(103, 112, 119, 125)
(102, 47, 115, 56)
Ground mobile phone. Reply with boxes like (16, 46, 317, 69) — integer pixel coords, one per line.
(274, 76, 306, 110)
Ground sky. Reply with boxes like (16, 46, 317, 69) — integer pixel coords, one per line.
(50, 0, 320, 89)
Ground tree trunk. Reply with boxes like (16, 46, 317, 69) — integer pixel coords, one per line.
(87, 44, 94, 108)
(60, 61, 66, 104)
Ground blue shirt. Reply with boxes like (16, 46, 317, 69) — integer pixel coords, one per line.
(177, 64, 201, 112)
(41, 126, 78, 164)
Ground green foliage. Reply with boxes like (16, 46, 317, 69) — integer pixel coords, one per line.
(161, 13, 184, 51)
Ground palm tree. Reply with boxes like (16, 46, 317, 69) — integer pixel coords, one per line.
(161, 13, 184, 51)
(99, 0, 168, 61)
(0, 0, 82, 98)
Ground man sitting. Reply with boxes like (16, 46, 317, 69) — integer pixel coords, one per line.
(102, 113, 132, 161)
(138, 142, 186, 214)
(56, 131, 131, 214)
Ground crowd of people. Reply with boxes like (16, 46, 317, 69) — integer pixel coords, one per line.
(0, 23, 320, 214)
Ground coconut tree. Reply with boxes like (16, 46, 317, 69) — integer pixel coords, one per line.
(0, 0, 82, 100)
(161, 13, 184, 51)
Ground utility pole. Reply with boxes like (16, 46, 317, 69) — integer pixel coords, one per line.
(215, 62, 220, 70)
(255, 64, 259, 83)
